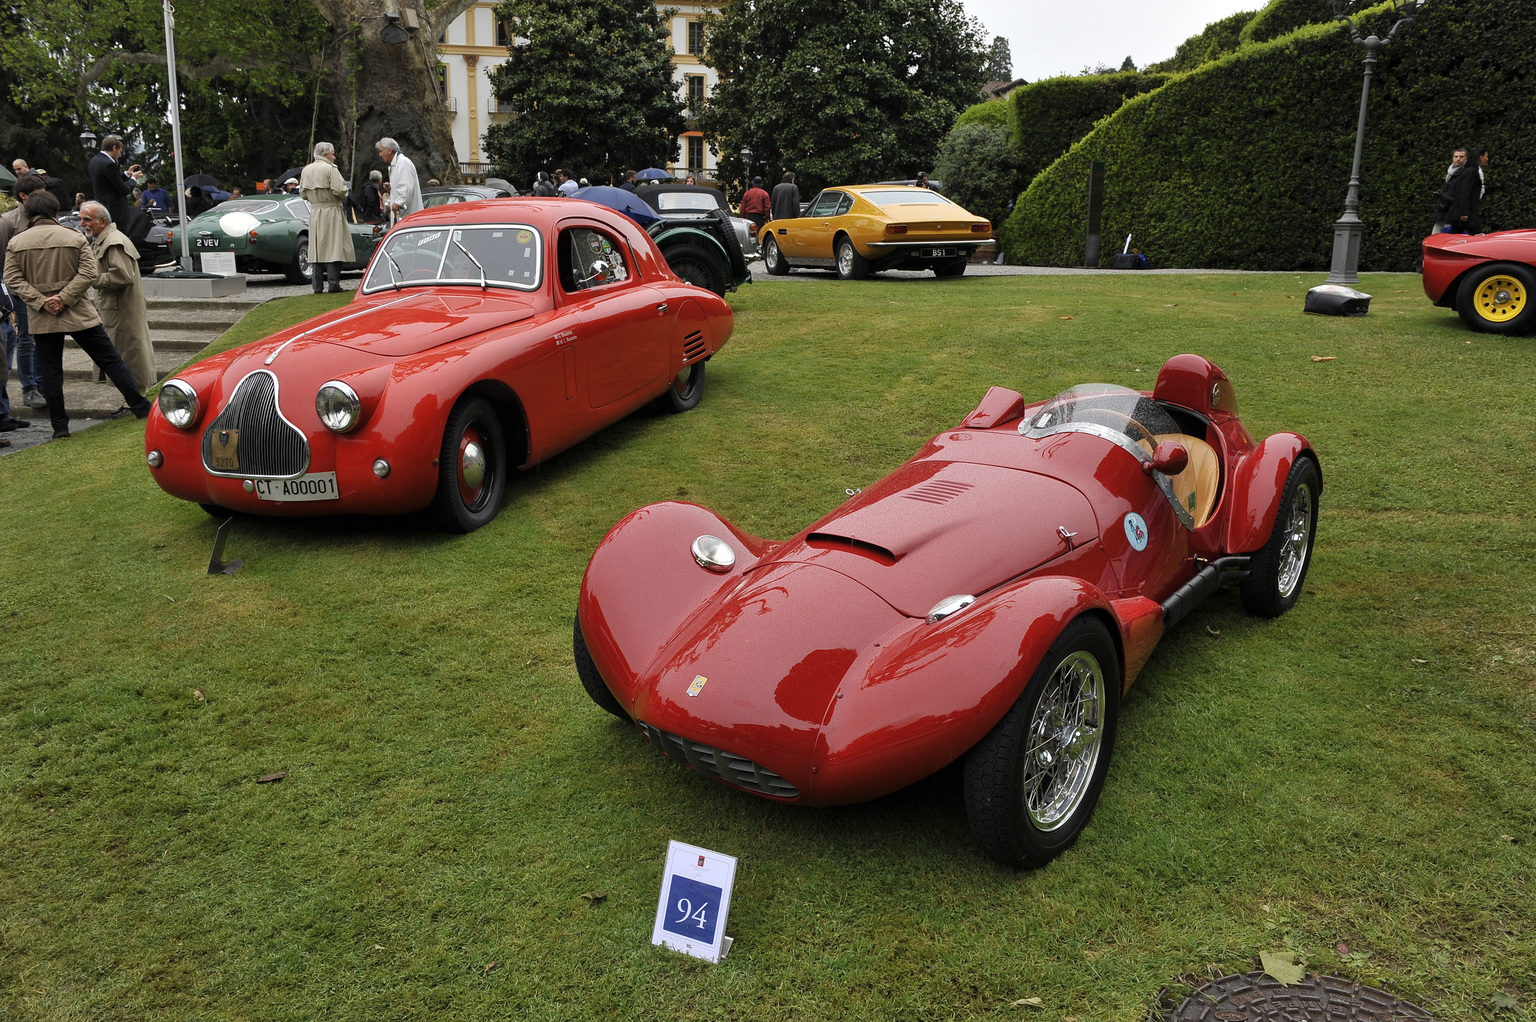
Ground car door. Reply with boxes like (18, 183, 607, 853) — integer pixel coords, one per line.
(554, 221, 669, 410)
(797, 189, 845, 263)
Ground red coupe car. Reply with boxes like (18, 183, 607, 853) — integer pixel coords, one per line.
(575, 355, 1321, 867)
(145, 200, 734, 531)
(1422, 229, 1535, 335)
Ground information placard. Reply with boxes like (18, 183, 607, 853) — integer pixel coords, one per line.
(651, 840, 737, 963)
(199, 252, 237, 277)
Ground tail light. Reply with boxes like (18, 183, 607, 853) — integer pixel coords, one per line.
(971, 222, 990, 233)
(248, 230, 259, 242)
(885, 224, 908, 235)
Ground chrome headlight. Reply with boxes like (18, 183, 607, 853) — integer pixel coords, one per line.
(157, 379, 199, 429)
(691, 534, 736, 573)
(315, 380, 361, 433)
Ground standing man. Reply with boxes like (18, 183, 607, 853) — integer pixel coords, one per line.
(88, 135, 142, 226)
(0, 173, 45, 413)
(1435, 147, 1488, 235)
(361, 171, 385, 222)
(770, 171, 801, 223)
(556, 168, 578, 196)
(620, 170, 639, 193)
(738, 176, 771, 231)
(376, 137, 423, 221)
(3, 191, 149, 438)
(80, 200, 155, 398)
(300, 142, 352, 294)
(1430, 148, 1467, 235)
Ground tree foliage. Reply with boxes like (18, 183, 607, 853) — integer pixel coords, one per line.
(1005, 71, 1170, 186)
(483, 0, 684, 187)
(932, 121, 1018, 230)
(701, 0, 987, 194)
(1240, 0, 1330, 45)
(1000, 0, 1536, 271)
(1144, 9, 1257, 72)
(981, 35, 1012, 81)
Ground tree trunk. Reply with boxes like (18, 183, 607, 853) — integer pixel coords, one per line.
(311, 0, 474, 187)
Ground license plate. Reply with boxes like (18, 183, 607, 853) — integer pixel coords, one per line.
(210, 428, 239, 470)
(195, 238, 221, 248)
(254, 472, 340, 502)
(920, 247, 957, 258)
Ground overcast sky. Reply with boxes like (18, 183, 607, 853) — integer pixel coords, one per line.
(961, 0, 1263, 81)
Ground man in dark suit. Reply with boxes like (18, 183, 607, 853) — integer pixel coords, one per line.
(88, 135, 141, 226)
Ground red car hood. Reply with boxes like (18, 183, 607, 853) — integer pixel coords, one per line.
(247, 291, 539, 362)
(767, 459, 1100, 618)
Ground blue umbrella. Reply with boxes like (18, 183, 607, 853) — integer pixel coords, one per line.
(635, 168, 674, 182)
(571, 185, 660, 226)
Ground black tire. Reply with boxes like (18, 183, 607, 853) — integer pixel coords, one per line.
(935, 258, 968, 278)
(963, 616, 1120, 868)
(574, 614, 630, 721)
(708, 207, 749, 280)
(428, 396, 507, 533)
(763, 235, 790, 275)
(665, 242, 726, 295)
(835, 236, 870, 280)
(664, 361, 705, 413)
(1455, 261, 1535, 334)
(1239, 456, 1319, 618)
(285, 235, 312, 284)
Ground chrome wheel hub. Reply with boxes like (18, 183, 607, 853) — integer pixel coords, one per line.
(460, 440, 486, 490)
(1277, 481, 1313, 597)
(1023, 650, 1105, 830)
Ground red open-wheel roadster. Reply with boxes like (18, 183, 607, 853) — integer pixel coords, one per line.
(575, 355, 1321, 866)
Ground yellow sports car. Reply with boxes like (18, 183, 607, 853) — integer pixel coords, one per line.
(760, 184, 992, 279)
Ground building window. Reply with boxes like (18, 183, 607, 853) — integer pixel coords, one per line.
(496, 18, 510, 47)
(437, 62, 448, 97)
(687, 20, 705, 56)
(687, 135, 704, 172)
(686, 74, 706, 115)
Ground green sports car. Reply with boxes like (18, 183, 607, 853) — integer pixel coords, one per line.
(172, 197, 384, 283)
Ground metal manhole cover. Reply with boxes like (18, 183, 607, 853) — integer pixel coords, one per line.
(1151, 972, 1435, 1022)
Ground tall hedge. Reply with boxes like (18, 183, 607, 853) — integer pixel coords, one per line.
(1001, 0, 1535, 271)
(1240, 0, 1331, 44)
(955, 99, 1009, 132)
(1148, 10, 1258, 72)
(1006, 71, 1171, 186)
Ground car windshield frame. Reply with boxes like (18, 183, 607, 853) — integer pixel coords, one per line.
(360, 222, 544, 294)
(653, 192, 725, 213)
(209, 199, 280, 216)
(862, 189, 956, 208)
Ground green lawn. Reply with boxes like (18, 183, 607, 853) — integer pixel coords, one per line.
(1, 273, 1532, 1021)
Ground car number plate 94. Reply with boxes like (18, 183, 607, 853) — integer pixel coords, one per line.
(255, 473, 340, 502)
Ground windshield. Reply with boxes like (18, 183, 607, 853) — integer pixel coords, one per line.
(1020, 384, 1180, 460)
(654, 192, 724, 212)
(210, 199, 279, 216)
(863, 190, 955, 207)
(361, 223, 543, 293)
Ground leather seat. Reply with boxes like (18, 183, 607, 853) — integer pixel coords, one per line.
(1154, 434, 1220, 528)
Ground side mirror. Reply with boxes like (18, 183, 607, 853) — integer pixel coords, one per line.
(1143, 441, 1189, 476)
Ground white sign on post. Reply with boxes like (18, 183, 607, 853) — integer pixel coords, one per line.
(651, 840, 737, 963)
(199, 251, 237, 277)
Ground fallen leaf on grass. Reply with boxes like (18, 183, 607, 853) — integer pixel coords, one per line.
(256, 772, 287, 784)
(1501, 834, 1517, 843)
(482, 960, 499, 974)
(193, 688, 205, 702)
(1058, 315, 1074, 320)
(1008, 996, 1044, 1009)
(1412, 658, 1428, 664)
(1311, 356, 1337, 362)
(1493, 992, 1519, 1010)
(1206, 626, 1221, 636)
(372, 944, 386, 950)
(580, 891, 607, 905)
(1336, 943, 1350, 955)
(1260, 950, 1306, 986)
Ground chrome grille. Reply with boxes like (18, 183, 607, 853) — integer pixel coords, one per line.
(638, 722, 799, 798)
(201, 370, 310, 478)
(682, 330, 707, 364)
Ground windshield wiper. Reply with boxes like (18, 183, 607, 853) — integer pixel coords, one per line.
(454, 239, 487, 290)
(384, 250, 404, 291)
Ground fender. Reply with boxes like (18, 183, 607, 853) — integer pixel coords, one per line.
(1224, 434, 1320, 554)
(807, 575, 1116, 804)
(578, 501, 771, 704)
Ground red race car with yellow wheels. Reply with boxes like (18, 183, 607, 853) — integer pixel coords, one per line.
(1422, 229, 1535, 335)
(575, 355, 1321, 867)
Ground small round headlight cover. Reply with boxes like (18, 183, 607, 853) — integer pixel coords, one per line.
(691, 534, 736, 573)
(157, 379, 199, 429)
(926, 594, 976, 624)
(315, 380, 361, 433)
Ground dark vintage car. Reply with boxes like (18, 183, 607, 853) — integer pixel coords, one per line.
(578, 185, 751, 298)
(1422, 229, 1535, 334)
(423, 184, 517, 208)
(145, 199, 734, 532)
(575, 355, 1321, 866)
(170, 197, 384, 283)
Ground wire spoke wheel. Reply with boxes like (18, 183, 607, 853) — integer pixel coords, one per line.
(1023, 651, 1105, 830)
(1276, 480, 1314, 599)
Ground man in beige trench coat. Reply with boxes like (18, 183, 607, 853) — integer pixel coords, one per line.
(300, 142, 352, 293)
(80, 201, 155, 399)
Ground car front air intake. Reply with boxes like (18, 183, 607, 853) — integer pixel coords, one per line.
(201, 370, 311, 478)
(637, 722, 800, 799)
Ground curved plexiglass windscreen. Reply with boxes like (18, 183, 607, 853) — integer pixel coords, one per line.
(362, 224, 543, 293)
(1020, 384, 1180, 459)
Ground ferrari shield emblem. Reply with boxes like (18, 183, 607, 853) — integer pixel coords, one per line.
(211, 429, 239, 471)
(686, 675, 708, 697)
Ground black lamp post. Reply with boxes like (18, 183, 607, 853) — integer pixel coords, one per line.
(740, 147, 753, 182)
(1324, 0, 1423, 285)
(80, 129, 98, 151)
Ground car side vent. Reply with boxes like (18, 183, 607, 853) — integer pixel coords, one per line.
(804, 533, 897, 565)
(682, 330, 707, 364)
(901, 479, 974, 505)
(637, 722, 800, 799)
(201, 370, 310, 478)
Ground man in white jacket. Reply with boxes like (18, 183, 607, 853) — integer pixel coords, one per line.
(376, 137, 423, 222)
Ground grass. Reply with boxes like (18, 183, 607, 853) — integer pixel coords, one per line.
(1, 272, 1532, 1021)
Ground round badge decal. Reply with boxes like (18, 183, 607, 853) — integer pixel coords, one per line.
(1123, 512, 1149, 552)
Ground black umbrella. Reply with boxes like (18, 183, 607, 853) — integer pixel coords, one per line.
(183, 172, 223, 190)
(274, 167, 306, 190)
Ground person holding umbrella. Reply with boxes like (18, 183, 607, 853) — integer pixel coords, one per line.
(300, 142, 351, 294)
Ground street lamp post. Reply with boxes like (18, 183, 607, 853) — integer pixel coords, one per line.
(1324, 0, 1422, 285)
(739, 147, 752, 182)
